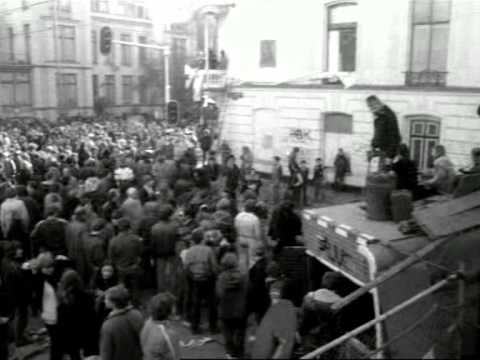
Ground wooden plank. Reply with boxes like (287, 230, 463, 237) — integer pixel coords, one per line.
(413, 191, 480, 238)
(415, 207, 480, 238)
(414, 190, 480, 219)
(454, 174, 480, 198)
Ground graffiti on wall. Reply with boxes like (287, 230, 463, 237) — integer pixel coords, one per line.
(286, 128, 314, 143)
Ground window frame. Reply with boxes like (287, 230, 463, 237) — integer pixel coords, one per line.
(0, 72, 32, 107)
(408, 0, 451, 75)
(91, 0, 109, 13)
(122, 75, 134, 105)
(104, 74, 116, 105)
(326, 1, 358, 73)
(58, 25, 76, 62)
(121, 33, 133, 66)
(259, 40, 276, 68)
(8, 27, 15, 62)
(57, 73, 78, 108)
(91, 29, 98, 64)
(24, 24, 31, 63)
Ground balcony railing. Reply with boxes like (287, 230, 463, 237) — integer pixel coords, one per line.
(405, 71, 447, 87)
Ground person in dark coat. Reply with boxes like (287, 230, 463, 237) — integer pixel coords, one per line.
(84, 219, 108, 285)
(223, 155, 241, 200)
(268, 200, 303, 257)
(333, 148, 351, 191)
(216, 253, 248, 358)
(0, 242, 18, 359)
(199, 129, 213, 165)
(108, 218, 143, 306)
(90, 262, 119, 335)
(367, 95, 402, 162)
(31, 205, 68, 256)
(205, 156, 221, 182)
(55, 270, 97, 360)
(391, 144, 419, 194)
(100, 285, 144, 360)
(65, 207, 89, 283)
(151, 205, 179, 294)
(247, 246, 270, 324)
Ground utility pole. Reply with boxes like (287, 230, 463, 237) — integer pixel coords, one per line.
(113, 40, 171, 105)
(164, 47, 171, 103)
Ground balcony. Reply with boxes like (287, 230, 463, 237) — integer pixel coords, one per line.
(405, 71, 447, 87)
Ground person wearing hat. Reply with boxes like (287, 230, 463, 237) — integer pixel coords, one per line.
(100, 285, 144, 360)
(216, 253, 248, 358)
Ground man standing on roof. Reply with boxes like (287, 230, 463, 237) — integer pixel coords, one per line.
(366, 95, 402, 169)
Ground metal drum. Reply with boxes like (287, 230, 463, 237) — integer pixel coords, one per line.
(366, 172, 397, 221)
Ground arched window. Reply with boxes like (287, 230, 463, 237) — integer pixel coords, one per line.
(327, 2, 357, 72)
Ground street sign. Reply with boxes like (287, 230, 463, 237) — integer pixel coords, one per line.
(100, 26, 113, 55)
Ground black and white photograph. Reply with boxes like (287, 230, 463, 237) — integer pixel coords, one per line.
(0, 0, 480, 359)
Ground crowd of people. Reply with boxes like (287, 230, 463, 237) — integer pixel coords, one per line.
(0, 115, 314, 360)
(1, 94, 479, 360)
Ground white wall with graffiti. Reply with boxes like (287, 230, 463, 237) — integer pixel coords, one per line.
(221, 86, 480, 187)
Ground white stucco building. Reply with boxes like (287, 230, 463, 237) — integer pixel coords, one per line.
(210, 0, 480, 186)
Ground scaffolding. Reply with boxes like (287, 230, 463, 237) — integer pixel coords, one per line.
(300, 229, 477, 359)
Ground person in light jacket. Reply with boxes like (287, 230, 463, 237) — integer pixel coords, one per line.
(141, 292, 180, 360)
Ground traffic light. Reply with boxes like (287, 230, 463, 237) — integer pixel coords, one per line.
(167, 100, 179, 124)
(100, 26, 113, 55)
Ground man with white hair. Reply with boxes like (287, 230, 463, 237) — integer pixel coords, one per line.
(120, 187, 144, 233)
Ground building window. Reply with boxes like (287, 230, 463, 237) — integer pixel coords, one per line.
(122, 75, 134, 104)
(137, 5, 148, 19)
(92, 30, 98, 64)
(24, 24, 31, 63)
(92, 74, 99, 100)
(58, 25, 76, 62)
(105, 33, 115, 66)
(121, 34, 132, 66)
(407, 0, 451, 86)
(260, 40, 276, 68)
(104, 75, 116, 104)
(327, 3, 357, 72)
(57, 74, 77, 108)
(91, 0, 109, 13)
(324, 112, 353, 133)
(0, 72, 32, 107)
(58, 0, 71, 13)
(138, 75, 147, 104)
(138, 36, 147, 65)
(8, 27, 15, 62)
(409, 117, 441, 170)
